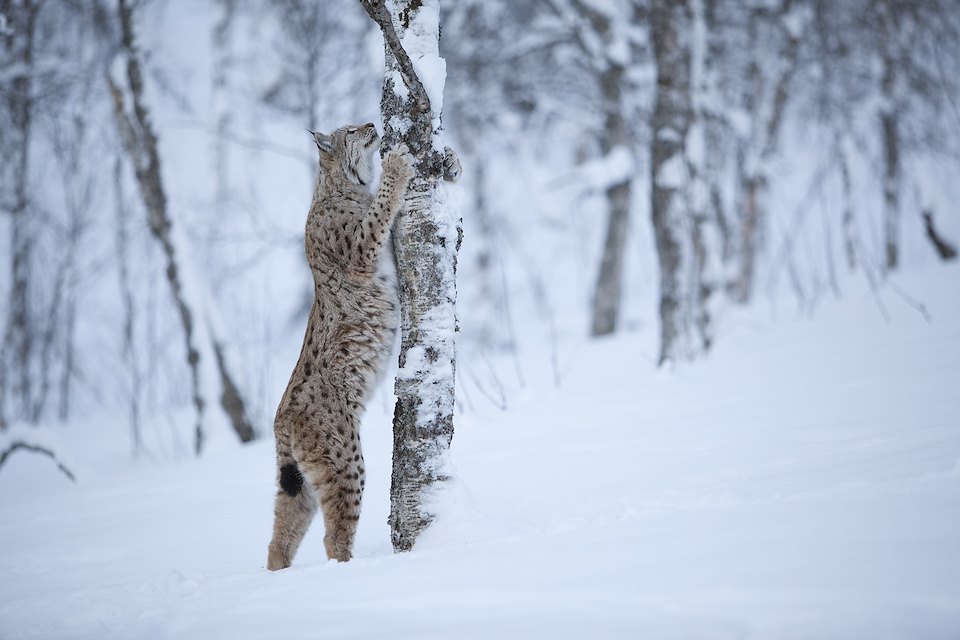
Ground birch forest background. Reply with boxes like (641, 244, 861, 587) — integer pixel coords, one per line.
(1, 1, 959, 638)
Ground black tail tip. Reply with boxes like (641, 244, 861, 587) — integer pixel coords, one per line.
(279, 462, 304, 497)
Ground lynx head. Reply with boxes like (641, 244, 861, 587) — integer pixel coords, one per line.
(311, 123, 379, 186)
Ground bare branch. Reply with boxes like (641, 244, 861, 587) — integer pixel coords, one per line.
(922, 210, 958, 261)
(357, 0, 431, 113)
(0, 441, 76, 483)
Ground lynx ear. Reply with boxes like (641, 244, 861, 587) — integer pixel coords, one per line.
(309, 129, 333, 154)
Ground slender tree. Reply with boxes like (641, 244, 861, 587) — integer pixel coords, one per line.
(731, 0, 809, 303)
(650, 0, 715, 364)
(0, 0, 40, 429)
(877, 0, 901, 271)
(535, 0, 639, 338)
(108, 0, 256, 453)
(359, 0, 461, 552)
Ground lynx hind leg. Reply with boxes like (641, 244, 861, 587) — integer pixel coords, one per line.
(298, 417, 366, 562)
(267, 440, 318, 571)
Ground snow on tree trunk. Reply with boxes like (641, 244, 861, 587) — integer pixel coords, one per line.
(359, 0, 461, 552)
(108, 0, 256, 454)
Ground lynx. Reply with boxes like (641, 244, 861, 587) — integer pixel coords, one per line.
(267, 123, 460, 569)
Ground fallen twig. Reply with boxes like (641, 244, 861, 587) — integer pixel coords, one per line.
(0, 441, 76, 482)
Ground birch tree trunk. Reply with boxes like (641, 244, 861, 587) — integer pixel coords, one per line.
(588, 21, 631, 338)
(880, 52, 900, 272)
(359, 0, 460, 552)
(840, 136, 858, 271)
(732, 0, 805, 304)
(0, 0, 40, 429)
(212, 0, 235, 223)
(108, 0, 256, 454)
(689, 0, 722, 351)
(589, 56, 631, 337)
(538, 0, 633, 338)
(650, 0, 696, 365)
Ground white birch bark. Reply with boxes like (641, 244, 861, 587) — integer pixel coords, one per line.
(650, 0, 696, 364)
(650, 0, 708, 365)
(688, 0, 722, 351)
(359, 0, 461, 552)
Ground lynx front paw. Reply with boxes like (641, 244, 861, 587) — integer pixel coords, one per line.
(442, 146, 462, 183)
(383, 144, 414, 182)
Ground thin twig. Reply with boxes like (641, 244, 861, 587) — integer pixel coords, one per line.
(165, 121, 313, 166)
(884, 277, 933, 323)
(498, 257, 525, 388)
(465, 361, 507, 411)
(767, 151, 841, 292)
(547, 307, 561, 389)
(854, 240, 890, 322)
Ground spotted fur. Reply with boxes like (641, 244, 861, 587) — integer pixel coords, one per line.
(267, 123, 413, 569)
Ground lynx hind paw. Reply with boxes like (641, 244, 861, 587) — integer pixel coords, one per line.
(442, 146, 462, 183)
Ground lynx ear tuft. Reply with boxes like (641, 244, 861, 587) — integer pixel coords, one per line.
(309, 129, 333, 154)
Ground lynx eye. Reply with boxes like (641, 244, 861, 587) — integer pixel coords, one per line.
(348, 128, 357, 134)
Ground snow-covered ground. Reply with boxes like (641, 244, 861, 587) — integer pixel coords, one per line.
(1, 264, 959, 639)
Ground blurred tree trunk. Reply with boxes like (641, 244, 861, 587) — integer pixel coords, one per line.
(538, 0, 635, 338)
(690, 0, 722, 350)
(590, 61, 631, 337)
(650, 0, 696, 365)
(839, 137, 858, 271)
(536, 0, 634, 338)
(108, 0, 256, 454)
(113, 157, 144, 456)
(359, 0, 461, 552)
(732, 0, 804, 304)
(879, 46, 901, 271)
(0, 0, 40, 429)
(648, 0, 717, 363)
(703, 0, 733, 271)
(212, 0, 235, 223)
